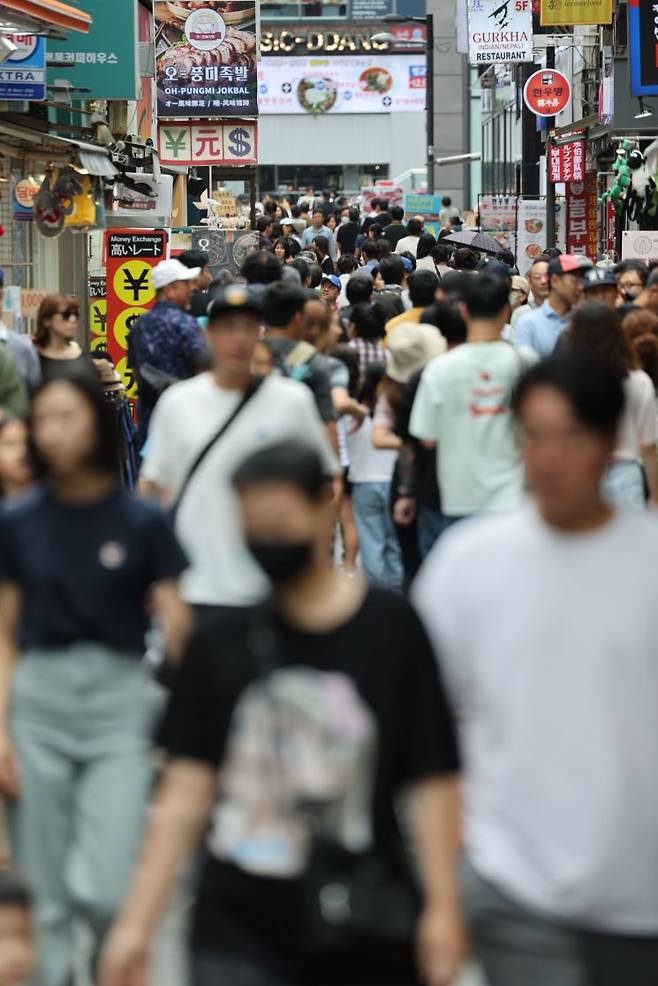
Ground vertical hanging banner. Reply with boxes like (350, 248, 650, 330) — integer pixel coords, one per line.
(104, 231, 168, 399)
(540, 0, 611, 26)
(548, 140, 585, 182)
(467, 0, 533, 65)
(88, 277, 107, 352)
(629, 0, 658, 97)
(566, 175, 597, 259)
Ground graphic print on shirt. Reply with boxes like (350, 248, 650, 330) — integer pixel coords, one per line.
(208, 667, 377, 877)
(469, 369, 506, 417)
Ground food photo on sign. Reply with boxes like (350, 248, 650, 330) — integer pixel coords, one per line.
(155, 1, 258, 117)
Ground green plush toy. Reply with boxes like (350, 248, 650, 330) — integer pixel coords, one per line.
(599, 139, 634, 213)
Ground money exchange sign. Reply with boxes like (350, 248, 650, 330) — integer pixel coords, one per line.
(104, 231, 168, 398)
(158, 121, 258, 165)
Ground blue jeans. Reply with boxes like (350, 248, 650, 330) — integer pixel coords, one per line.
(351, 482, 403, 589)
(417, 506, 450, 559)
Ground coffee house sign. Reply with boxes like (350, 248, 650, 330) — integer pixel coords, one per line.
(260, 28, 391, 54)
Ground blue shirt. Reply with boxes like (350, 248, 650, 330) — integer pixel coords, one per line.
(515, 300, 569, 357)
(300, 224, 337, 261)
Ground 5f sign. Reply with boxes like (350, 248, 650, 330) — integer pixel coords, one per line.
(467, 0, 533, 65)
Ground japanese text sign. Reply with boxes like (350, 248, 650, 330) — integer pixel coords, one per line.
(46, 0, 138, 101)
(155, 1, 258, 118)
(540, 0, 612, 26)
(158, 121, 258, 165)
(566, 175, 597, 259)
(0, 35, 46, 101)
(467, 0, 533, 65)
(104, 231, 168, 399)
(548, 140, 585, 183)
(524, 69, 571, 117)
(88, 277, 107, 352)
(629, 0, 658, 97)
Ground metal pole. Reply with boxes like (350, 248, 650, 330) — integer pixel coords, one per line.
(545, 45, 556, 249)
(426, 12, 434, 196)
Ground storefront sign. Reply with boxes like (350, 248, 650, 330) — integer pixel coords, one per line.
(524, 68, 571, 117)
(20, 289, 47, 320)
(46, 0, 138, 100)
(0, 35, 45, 101)
(566, 175, 597, 259)
(155, 1, 257, 118)
(516, 197, 566, 272)
(191, 228, 259, 277)
(12, 176, 39, 221)
(260, 28, 390, 54)
(548, 140, 585, 182)
(104, 230, 168, 397)
(361, 183, 404, 210)
(540, 0, 611, 26)
(629, 0, 658, 97)
(88, 276, 107, 352)
(158, 121, 258, 166)
(258, 55, 425, 114)
(621, 230, 658, 262)
(479, 194, 517, 232)
(349, 0, 393, 19)
(467, 0, 533, 64)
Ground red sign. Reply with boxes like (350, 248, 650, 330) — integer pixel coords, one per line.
(566, 174, 598, 259)
(104, 230, 168, 401)
(158, 121, 258, 167)
(524, 69, 572, 117)
(548, 140, 586, 182)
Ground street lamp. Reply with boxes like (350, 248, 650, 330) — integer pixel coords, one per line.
(371, 12, 435, 195)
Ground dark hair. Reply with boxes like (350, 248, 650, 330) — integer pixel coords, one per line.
(379, 255, 405, 286)
(362, 240, 378, 261)
(431, 243, 451, 264)
(416, 233, 437, 261)
(368, 223, 383, 240)
(408, 269, 439, 307)
(337, 254, 358, 275)
(399, 251, 416, 271)
(379, 198, 389, 212)
(256, 215, 272, 234)
(531, 254, 551, 268)
(349, 206, 360, 223)
(497, 249, 515, 268)
(290, 257, 310, 285)
(31, 364, 121, 477)
(308, 263, 323, 289)
(274, 236, 300, 261)
(313, 235, 330, 258)
(374, 292, 404, 321)
(647, 267, 658, 289)
(564, 300, 634, 380)
(623, 308, 658, 388)
(0, 869, 32, 909)
(358, 360, 387, 412)
(461, 272, 509, 318)
(544, 247, 562, 258)
(453, 247, 479, 271)
(614, 259, 648, 287)
(390, 206, 405, 222)
(241, 250, 282, 286)
(448, 216, 462, 227)
(291, 204, 302, 218)
(178, 249, 209, 270)
(442, 196, 452, 207)
(349, 301, 385, 341)
(407, 218, 423, 237)
(512, 351, 624, 437)
(438, 270, 468, 299)
(233, 441, 328, 501)
(264, 282, 309, 328)
(421, 300, 467, 346)
(312, 207, 324, 217)
(346, 274, 373, 305)
(34, 294, 80, 348)
(376, 238, 392, 260)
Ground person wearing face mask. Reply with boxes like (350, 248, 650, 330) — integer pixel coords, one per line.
(100, 441, 464, 986)
(614, 259, 647, 309)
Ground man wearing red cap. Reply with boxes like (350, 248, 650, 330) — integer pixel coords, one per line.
(516, 254, 592, 357)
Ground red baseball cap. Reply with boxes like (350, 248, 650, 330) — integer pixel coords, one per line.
(548, 254, 594, 276)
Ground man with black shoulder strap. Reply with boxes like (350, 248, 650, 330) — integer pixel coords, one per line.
(139, 284, 339, 621)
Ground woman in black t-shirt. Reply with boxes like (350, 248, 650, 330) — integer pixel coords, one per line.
(100, 441, 463, 986)
(0, 366, 189, 986)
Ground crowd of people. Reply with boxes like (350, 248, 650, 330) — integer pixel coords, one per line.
(0, 192, 657, 986)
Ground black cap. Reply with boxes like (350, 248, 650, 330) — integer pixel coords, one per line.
(582, 267, 618, 291)
(207, 284, 264, 320)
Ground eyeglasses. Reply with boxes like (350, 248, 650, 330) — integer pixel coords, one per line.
(57, 308, 78, 319)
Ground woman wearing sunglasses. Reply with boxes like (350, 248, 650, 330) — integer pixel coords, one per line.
(34, 296, 84, 382)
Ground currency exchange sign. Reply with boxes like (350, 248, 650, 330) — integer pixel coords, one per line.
(104, 230, 168, 400)
(158, 120, 258, 166)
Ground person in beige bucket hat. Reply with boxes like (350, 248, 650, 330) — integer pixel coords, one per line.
(386, 322, 446, 385)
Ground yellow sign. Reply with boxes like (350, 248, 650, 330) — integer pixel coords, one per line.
(540, 0, 612, 25)
(115, 356, 138, 398)
(89, 298, 107, 343)
(112, 261, 156, 307)
(114, 306, 147, 351)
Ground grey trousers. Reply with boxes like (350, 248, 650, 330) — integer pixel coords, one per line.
(7, 645, 155, 986)
(463, 857, 658, 986)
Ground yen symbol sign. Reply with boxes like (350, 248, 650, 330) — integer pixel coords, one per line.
(113, 261, 156, 307)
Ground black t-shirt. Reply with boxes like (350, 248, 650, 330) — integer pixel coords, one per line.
(362, 212, 392, 234)
(0, 487, 187, 652)
(383, 223, 408, 249)
(395, 371, 441, 510)
(159, 588, 459, 982)
(336, 221, 359, 256)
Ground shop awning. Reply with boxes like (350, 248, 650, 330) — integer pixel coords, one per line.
(0, 1, 91, 35)
(0, 120, 118, 175)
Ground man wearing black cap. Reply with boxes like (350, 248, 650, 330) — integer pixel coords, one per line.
(140, 284, 338, 611)
(516, 254, 592, 357)
(581, 267, 618, 307)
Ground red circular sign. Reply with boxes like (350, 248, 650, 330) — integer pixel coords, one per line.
(523, 69, 571, 118)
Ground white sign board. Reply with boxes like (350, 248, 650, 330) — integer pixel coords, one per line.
(258, 55, 426, 114)
(621, 230, 658, 262)
(516, 197, 567, 272)
(467, 0, 533, 64)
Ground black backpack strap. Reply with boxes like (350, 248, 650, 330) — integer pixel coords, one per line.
(171, 376, 263, 520)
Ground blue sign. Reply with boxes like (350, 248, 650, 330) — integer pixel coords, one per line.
(0, 35, 46, 102)
(404, 193, 442, 216)
(628, 0, 658, 97)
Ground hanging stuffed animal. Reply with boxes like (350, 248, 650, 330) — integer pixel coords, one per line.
(599, 139, 634, 213)
(626, 148, 656, 221)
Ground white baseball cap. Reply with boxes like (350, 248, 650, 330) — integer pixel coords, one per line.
(152, 258, 200, 291)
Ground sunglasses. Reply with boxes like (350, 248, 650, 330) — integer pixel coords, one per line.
(58, 307, 79, 318)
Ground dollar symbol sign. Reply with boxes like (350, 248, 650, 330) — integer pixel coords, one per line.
(228, 127, 251, 158)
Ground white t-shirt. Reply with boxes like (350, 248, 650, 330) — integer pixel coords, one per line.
(142, 372, 338, 605)
(413, 506, 658, 934)
(614, 369, 658, 461)
(410, 341, 536, 516)
(395, 235, 420, 257)
(346, 416, 397, 484)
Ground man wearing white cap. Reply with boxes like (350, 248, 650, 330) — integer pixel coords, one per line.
(128, 258, 208, 447)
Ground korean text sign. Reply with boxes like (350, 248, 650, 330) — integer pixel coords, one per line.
(155, 1, 258, 118)
(548, 140, 585, 183)
(0, 35, 46, 101)
(524, 69, 571, 117)
(158, 121, 258, 165)
(46, 0, 138, 101)
(104, 231, 168, 400)
(628, 0, 658, 97)
(467, 0, 533, 64)
(566, 175, 597, 259)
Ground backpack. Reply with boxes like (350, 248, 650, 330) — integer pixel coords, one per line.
(281, 340, 317, 383)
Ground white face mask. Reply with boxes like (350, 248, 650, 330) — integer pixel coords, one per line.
(341, 216, 349, 224)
